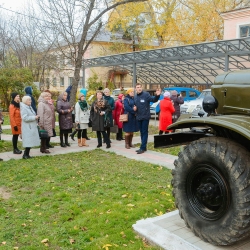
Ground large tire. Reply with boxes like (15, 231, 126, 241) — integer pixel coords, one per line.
(172, 137, 250, 245)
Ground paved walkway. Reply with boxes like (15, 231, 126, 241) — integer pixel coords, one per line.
(1, 124, 250, 250)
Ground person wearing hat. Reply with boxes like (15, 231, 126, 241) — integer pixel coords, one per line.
(103, 88, 115, 143)
(9, 92, 22, 154)
(159, 91, 175, 135)
(113, 93, 125, 141)
(134, 84, 161, 154)
(123, 88, 139, 149)
(74, 92, 90, 147)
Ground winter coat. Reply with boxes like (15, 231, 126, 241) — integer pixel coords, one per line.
(37, 96, 54, 137)
(103, 95, 114, 127)
(56, 95, 73, 130)
(24, 86, 37, 114)
(134, 91, 160, 120)
(113, 99, 124, 129)
(123, 95, 139, 133)
(9, 104, 22, 135)
(20, 102, 40, 148)
(159, 97, 175, 132)
(75, 101, 90, 129)
(90, 100, 111, 132)
(171, 95, 184, 122)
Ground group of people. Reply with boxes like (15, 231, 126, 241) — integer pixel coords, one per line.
(1, 84, 184, 160)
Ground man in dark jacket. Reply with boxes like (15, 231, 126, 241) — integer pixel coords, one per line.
(134, 84, 161, 154)
(24, 86, 37, 114)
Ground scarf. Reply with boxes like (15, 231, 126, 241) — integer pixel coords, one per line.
(11, 100, 20, 108)
(94, 99, 106, 112)
(78, 100, 88, 111)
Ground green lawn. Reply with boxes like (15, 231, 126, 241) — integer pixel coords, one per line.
(0, 151, 175, 249)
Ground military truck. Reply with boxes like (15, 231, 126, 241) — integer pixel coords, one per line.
(154, 69, 250, 246)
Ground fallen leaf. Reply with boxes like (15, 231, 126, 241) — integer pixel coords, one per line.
(69, 238, 75, 244)
(127, 204, 135, 207)
(102, 244, 112, 250)
(41, 238, 49, 243)
(1, 242, 6, 245)
(121, 194, 127, 198)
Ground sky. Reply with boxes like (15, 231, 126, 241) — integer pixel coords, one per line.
(0, 0, 28, 12)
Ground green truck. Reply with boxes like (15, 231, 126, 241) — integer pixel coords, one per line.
(154, 69, 250, 246)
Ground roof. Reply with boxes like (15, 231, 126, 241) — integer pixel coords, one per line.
(83, 37, 250, 85)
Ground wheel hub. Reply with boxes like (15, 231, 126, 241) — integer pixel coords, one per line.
(186, 164, 231, 221)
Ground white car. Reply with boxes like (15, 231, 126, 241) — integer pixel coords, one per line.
(180, 89, 211, 117)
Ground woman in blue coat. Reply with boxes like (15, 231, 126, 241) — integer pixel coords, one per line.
(123, 88, 139, 149)
(103, 88, 115, 143)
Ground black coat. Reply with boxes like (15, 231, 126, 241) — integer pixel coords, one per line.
(90, 100, 111, 132)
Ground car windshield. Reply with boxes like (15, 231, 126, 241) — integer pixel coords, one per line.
(197, 90, 211, 99)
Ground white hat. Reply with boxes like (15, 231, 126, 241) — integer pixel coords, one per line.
(164, 91, 170, 98)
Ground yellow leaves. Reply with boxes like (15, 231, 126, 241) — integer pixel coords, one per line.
(120, 231, 126, 238)
(154, 209, 163, 216)
(1, 242, 6, 245)
(102, 244, 112, 250)
(121, 194, 127, 198)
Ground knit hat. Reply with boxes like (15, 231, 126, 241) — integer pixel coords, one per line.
(78, 93, 85, 100)
(126, 88, 134, 94)
(11, 92, 19, 100)
(164, 91, 170, 98)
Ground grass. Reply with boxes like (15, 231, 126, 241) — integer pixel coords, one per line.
(0, 150, 175, 249)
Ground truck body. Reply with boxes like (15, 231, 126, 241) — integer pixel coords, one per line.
(154, 69, 250, 246)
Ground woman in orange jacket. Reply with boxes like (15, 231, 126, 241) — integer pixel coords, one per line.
(9, 92, 22, 154)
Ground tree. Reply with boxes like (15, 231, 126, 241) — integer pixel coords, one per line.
(36, 0, 147, 106)
(107, 0, 250, 47)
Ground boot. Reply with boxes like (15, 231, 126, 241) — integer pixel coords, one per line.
(60, 134, 66, 147)
(129, 134, 135, 148)
(46, 138, 54, 149)
(78, 138, 82, 147)
(65, 135, 70, 147)
(82, 138, 89, 147)
(70, 130, 77, 141)
(23, 148, 28, 159)
(40, 139, 50, 153)
(13, 148, 22, 154)
(125, 135, 130, 149)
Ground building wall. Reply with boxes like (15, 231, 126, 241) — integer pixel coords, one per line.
(221, 8, 250, 39)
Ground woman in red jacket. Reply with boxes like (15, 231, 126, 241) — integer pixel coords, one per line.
(113, 94, 124, 140)
(9, 92, 22, 154)
(159, 91, 175, 134)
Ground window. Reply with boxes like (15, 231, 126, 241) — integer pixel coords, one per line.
(53, 78, 57, 87)
(180, 91, 186, 97)
(240, 25, 250, 38)
(69, 77, 73, 86)
(60, 77, 64, 87)
(78, 77, 83, 87)
(189, 91, 198, 98)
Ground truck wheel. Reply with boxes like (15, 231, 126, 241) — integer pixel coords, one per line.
(172, 137, 250, 245)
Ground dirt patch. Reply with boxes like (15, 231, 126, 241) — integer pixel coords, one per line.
(0, 187, 11, 199)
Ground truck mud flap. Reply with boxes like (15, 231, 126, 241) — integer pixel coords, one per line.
(154, 132, 212, 148)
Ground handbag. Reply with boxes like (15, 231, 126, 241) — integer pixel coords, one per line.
(104, 115, 111, 128)
(39, 129, 49, 139)
(119, 113, 128, 122)
(88, 118, 92, 127)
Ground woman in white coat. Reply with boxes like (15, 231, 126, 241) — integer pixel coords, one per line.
(75, 93, 90, 147)
(20, 96, 40, 159)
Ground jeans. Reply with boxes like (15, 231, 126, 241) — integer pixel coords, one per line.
(138, 119, 149, 151)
